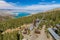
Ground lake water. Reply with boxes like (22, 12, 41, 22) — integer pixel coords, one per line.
(15, 12, 30, 18)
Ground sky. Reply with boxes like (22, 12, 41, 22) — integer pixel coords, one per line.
(0, 0, 60, 13)
(5, 0, 60, 6)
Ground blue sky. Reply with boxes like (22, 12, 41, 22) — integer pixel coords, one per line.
(5, 0, 60, 6)
(0, 0, 60, 14)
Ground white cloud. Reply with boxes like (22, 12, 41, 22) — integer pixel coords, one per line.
(0, 1, 60, 11)
(0, 1, 20, 9)
(11, 4, 60, 14)
(23, 4, 60, 11)
(8, 2, 18, 6)
(0, 1, 60, 14)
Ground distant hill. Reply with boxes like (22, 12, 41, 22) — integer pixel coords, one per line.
(0, 11, 15, 21)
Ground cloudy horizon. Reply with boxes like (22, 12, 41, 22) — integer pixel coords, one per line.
(0, 0, 60, 14)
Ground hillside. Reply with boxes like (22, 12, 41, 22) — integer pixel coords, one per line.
(0, 11, 15, 21)
(0, 8, 60, 40)
(0, 8, 60, 30)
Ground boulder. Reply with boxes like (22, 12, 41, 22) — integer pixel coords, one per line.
(34, 29, 40, 34)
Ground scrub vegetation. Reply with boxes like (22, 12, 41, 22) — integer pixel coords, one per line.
(0, 8, 60, 40)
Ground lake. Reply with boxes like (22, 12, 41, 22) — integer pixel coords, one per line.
(15, 12, 30, 18)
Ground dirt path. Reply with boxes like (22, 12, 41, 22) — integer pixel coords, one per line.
(22, 25, 47, 40)
(28, 25, 48, 40)
(36, 25, 48, 40)
(22, 25, 54, 40)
